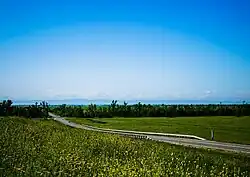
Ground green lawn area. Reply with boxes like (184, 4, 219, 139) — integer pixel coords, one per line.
(67, 116, 250, 144)
(1, 117, 250, 176)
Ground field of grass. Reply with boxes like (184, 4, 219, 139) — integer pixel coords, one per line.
(67, 116, 250, 144)
(1, 118, 250, 176)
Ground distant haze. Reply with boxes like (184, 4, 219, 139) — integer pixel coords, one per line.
(1, 0, 250, 101)
(11, 99, 248, 106)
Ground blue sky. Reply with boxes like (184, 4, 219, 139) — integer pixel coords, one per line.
(0, 0, 250, 101)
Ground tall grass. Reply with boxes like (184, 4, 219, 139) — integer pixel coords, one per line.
(0, 118, 249, 176)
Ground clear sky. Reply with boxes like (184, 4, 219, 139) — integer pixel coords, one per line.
(1, 0, 250, 101)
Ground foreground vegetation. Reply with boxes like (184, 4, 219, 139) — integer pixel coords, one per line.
(68, 116, 250, 144)
(1, 118, 250, 176)
(51, 100, 250, 118)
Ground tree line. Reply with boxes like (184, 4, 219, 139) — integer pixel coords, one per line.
(51, 100, 250, 118)
(0, 100, 49, 118)
(1, 99, 249, 118)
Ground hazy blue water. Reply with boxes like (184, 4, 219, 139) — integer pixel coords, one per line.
(11, 99, 246, 106)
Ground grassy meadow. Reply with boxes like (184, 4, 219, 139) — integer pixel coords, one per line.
(1, 117, 250, 176)
(67, 116, 250, 144)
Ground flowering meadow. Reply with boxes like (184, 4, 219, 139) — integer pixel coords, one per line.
(0, 118, 249, 176)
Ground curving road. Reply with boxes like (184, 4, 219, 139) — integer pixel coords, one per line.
(48, 113, 250, 154)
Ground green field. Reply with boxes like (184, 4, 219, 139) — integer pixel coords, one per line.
(67, 116, 250, 144)
(1, 117, 250, 176)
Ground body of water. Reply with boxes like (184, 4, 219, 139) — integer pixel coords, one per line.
(11, 99, 247, 106)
